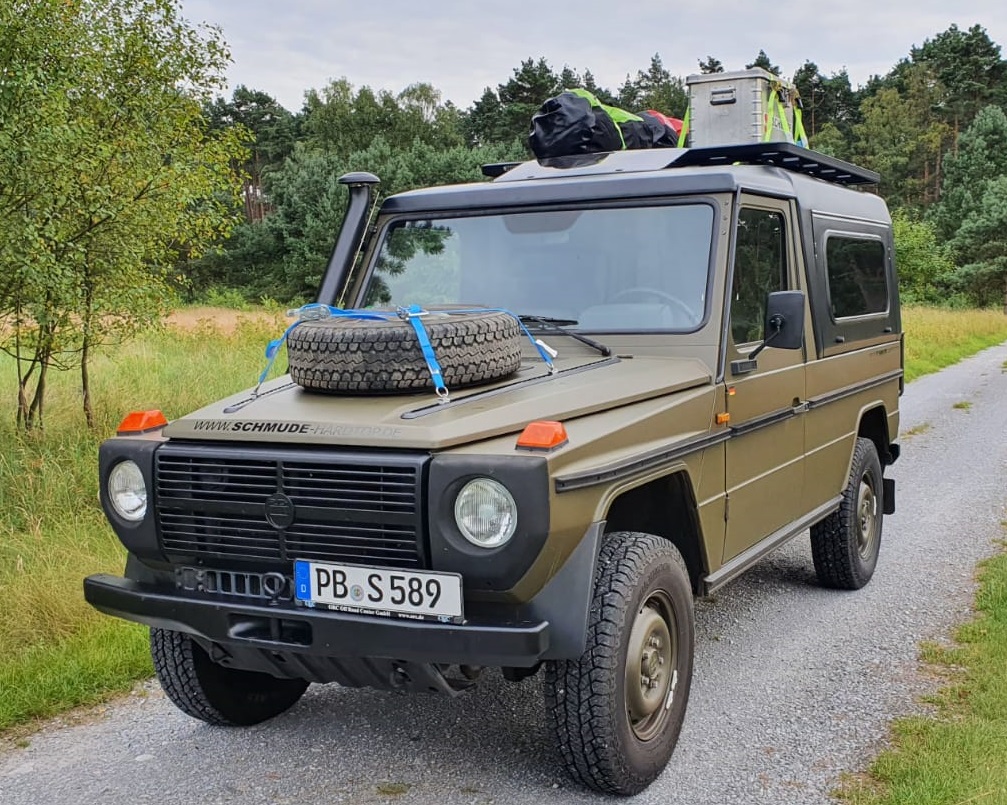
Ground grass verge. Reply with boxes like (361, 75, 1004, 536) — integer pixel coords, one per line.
(902, 306, 1007, 382)
(0, 304, 1005, 734)
(840, 541, 1007, 804)
(0, 312, 281, 730)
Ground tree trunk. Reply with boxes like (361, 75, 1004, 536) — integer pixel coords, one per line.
(17, 375, 29, 429)
(81, 335, 94, 429)
(23, 323, 55, 431)
(13, 313, 38, 430)
(26, 359, 47, 431)
(81, 279, 95, 429)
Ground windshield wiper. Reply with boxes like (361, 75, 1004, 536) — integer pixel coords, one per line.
(518, 315, 612, 357)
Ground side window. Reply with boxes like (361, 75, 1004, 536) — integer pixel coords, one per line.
(731, 208, 786, 345)
(826, 236, 888, 318)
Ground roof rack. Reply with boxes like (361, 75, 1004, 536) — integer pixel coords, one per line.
(666, 142, 879, 185)
(480, 142, 879, 186)
(481, 162, 522, 178)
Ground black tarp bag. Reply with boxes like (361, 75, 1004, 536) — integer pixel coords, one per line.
(528, 91, 622, 159)
(638, 111, 682, 147)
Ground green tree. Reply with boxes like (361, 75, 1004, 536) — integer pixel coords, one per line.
(258, 138, 526, 300)
(809, 122, 850, 159)
(911, 24, 1007, 139)
(931, 105, 1007, 241)
(746, 50, 780, 76)
(698, 56, 724, 74)
(852, 66, 951, 209)
(617, 54, 688, 116)
(205, 86, 298, 221)
(301, 79, 463, 158)
(0, 0, 245, 429)
(464, 57, 562, 148)
(950, 177, 1007, 309)
(891, 212, 956, 304)
(581, 70, 617, 106)
(791, 62, 860, 142)
(930, 106, 1007, 307)
(464, 87, 509, 147)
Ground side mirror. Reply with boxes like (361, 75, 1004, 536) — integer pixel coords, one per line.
(748, 290, 806, 360)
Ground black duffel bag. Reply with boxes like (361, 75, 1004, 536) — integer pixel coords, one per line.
(529, 91, 622, 159)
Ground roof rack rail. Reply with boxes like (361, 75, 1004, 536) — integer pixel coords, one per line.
(481, 162, 523, 179)
(673, 142, 879, 186)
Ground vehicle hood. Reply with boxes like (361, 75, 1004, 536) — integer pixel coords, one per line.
(163, 355, 712, 450)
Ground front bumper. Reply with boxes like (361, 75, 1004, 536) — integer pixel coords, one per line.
(84, 573, 549, 668)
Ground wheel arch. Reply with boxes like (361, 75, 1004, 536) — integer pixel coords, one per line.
(857, 404, 894, 466)
(601, 469, 707, 593)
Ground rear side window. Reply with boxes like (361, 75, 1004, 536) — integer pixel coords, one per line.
(826, 236, 888, 318)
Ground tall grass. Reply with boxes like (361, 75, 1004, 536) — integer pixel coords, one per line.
(0, 305, 1004, 732)
(902, 306, 1007, 382)
(0, 313, 282, 729)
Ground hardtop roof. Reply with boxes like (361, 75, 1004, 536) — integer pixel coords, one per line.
(380, 145, 889, 222)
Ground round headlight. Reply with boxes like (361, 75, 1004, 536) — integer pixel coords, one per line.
(108, 460, 147, 522)
(454, 478, 517, 548)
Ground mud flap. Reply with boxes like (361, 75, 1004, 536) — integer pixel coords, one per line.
(883, 477, 896, 515)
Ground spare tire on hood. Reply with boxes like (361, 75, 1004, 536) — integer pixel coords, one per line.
(286, 308, 523, 394)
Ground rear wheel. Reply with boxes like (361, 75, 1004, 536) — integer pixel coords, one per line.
(151, 628, 308, 726)
(810, 436, 884, 590)
(544, 532, 695, 795)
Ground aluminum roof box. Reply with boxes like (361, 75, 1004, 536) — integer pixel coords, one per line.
(686, 68, 798, 147)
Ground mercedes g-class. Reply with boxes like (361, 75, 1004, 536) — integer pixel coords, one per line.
(85, 141, 901, 795)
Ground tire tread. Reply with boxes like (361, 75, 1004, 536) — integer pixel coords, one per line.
(545, 533, 693, 795)
(287, 311, 522, 393)
(810, 436, 883, 590)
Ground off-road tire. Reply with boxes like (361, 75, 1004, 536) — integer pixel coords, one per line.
(810, 437, 884, 590)
(287, 309, 522, 393)
(544, 532, 695, 796)
(150, 628, 308, 726)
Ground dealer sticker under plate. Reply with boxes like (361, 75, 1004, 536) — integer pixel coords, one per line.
(294, 559, 463, 624)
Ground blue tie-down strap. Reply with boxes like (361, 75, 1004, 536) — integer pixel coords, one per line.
(254, 304, 555, 400)
(399, 305, 449, 399)
(419, 306, 557, 372)
(253, 304, 395, 395)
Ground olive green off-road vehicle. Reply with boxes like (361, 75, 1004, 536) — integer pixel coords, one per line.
(86, 141, 901, 796)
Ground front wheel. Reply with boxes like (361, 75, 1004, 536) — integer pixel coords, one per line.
(544, 532, 695, 796)
(151, 628, 308, 726)
(810, 436, 885, 589)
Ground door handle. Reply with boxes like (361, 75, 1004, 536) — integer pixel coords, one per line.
(792, 400, 810, 414)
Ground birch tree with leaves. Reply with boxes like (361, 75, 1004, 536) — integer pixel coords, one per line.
(0, 0, 246, 430)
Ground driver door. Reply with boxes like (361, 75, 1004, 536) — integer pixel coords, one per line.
(722, 200, 807, 561)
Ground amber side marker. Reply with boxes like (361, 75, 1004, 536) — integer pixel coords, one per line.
(715, 412, 731, 425)
(516, 420, 569, 451)
(117, 409, 168, 435)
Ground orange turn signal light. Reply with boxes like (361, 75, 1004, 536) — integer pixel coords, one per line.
(117, 409, 168, 435)
(516, 420, 568, 451)
(715, 412, 731, 425)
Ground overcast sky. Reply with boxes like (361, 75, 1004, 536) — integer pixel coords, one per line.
(178, 1, 1007, 112)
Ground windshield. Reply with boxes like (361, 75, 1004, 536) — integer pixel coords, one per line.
(360, 203, 715, 331)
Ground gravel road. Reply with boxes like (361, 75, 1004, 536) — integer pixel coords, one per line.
(3, 342, 1007, 805)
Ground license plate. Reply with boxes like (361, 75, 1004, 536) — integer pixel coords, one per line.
(293, 560, 463, 624)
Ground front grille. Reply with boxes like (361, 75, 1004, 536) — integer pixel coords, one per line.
(155, 443, 426, 569)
